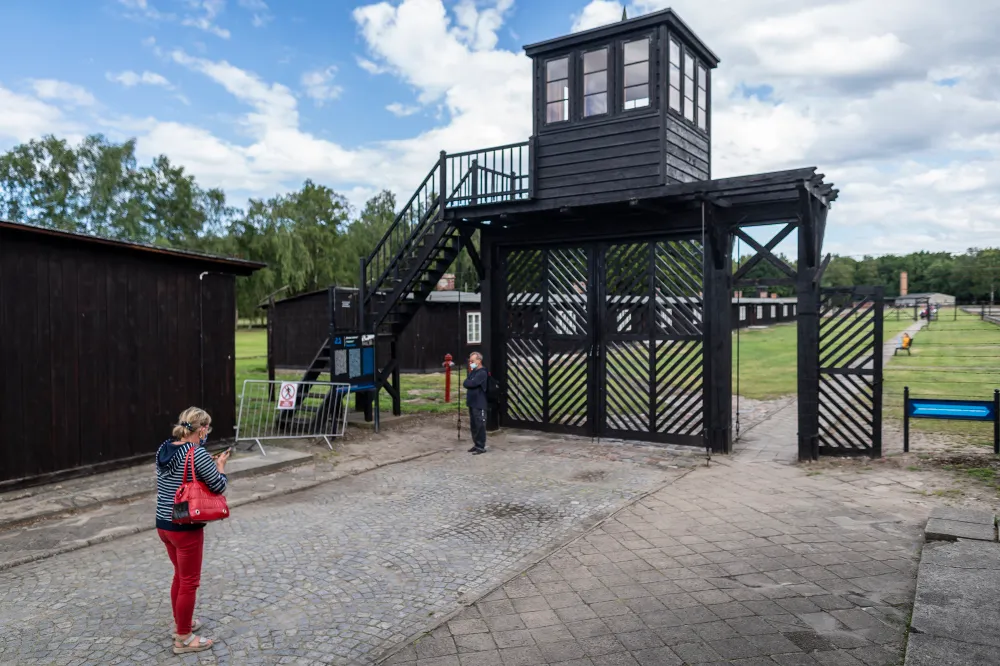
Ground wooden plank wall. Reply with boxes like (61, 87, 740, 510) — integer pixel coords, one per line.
(665, 116, 710, 183)
(533, 115, 663, 204)
(403, 302, 483, 373)
(271, 296, 483, 374)
(0, 230, 238, 484)
(271, 291, 331, 369)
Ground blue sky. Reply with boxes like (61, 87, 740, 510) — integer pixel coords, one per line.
(1, 0, 999, 257)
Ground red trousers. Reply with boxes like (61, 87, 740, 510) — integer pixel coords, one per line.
(158, 528, 204, 635)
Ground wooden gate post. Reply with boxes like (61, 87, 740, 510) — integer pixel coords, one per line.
(702, 205, 733, 454)
(797, 188, 823, 462)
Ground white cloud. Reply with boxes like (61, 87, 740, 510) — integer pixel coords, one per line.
(356, 57, 387, 75)
(0, 84, 80, 143)
(8, 0, 1000, 256)
(107, 70, 173, 88)
(571, 0, 623, 32)
(30, 79, 96, 107)
(117, 0, 173, 22)
(238, 0, 271, 27)
(386, 103, 420, 117)
(300, 66, 343, 105)
(181, 0, 231, 39)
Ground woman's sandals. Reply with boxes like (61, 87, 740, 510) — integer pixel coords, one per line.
(173, 634, 213, 654)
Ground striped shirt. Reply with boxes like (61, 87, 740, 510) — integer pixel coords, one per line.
(155, 439, 228, 532)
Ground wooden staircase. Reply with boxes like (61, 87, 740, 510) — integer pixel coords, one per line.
(287, 143, 530, 422)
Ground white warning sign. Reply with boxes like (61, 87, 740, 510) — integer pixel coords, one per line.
(277, 382, 298, 410)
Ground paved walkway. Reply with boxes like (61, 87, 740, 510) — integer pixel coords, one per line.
(383, 456, 924, 666)
(0, 439, 679, 666)
(0, 361, 982, 666)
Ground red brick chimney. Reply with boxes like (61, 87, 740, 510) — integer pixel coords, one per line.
(900, 271, 908, 296)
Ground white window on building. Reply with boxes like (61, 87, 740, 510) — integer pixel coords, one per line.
(622, 37, 650, 110)
(466, 311, 482, 344)
(545, 57, 570, 123)
(739, 306, 746, 321)
(756, 305, 763, 320)
(770, 305, 776, 318)
(783, 305, 789, 317)
(793, 305, 797, 315)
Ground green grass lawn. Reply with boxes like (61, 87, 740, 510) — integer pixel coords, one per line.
(884, 309, 1000, 445)
(234, 310, 968, 418)
(733, 317, 913, 400)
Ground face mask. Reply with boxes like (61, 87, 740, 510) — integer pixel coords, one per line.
(199, 433, 208, 447)
(470, 362, 478, 369)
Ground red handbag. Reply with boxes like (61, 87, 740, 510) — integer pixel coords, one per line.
(172, 448, 229, 524)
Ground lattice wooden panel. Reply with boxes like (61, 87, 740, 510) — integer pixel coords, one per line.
(817, 288, 883, 457)
(654, 339, 703, 436)
(654, 240, 704, 338)
(546, 248, 590, 427)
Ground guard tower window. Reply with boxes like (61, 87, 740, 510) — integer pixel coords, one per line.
(583, 47, 608, 117)
(697, 64, 708, 130)
(546, 57, 570, 124)
(668, 40, 681, 113)
(683, 50, 696, 122)
(622, 37, 650, 110)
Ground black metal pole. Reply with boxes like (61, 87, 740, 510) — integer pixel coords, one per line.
(457, 285, 462, 440)
(903, 385, 910, 453)
(994, 389, 999, 455)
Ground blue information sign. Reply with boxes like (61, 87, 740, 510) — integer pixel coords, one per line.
(908, 399, 995, 422)
(904, 388, 999, 454)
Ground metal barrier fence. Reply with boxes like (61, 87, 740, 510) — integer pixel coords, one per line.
(235, 380, 351, 455)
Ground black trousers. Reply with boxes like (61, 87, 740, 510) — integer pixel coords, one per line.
(468, 407, 487, 450)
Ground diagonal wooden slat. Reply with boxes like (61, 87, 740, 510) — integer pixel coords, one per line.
(605, 340, 651, 432)
(816, 287, 883, 456)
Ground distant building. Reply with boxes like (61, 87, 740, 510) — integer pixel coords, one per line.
(895, 292, 955, 307)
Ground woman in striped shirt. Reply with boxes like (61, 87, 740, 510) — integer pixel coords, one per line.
(155, 407, 229, 655)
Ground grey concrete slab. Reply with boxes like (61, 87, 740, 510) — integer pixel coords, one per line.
(924, 518, 995, 542)
(909, 540, 1000, 652)
(904, 633, 995, 666)
(928, 506, 995, 526)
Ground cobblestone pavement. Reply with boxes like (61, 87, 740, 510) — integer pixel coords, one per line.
(384, 460, 927, 666)
(0, 446, 672, 666)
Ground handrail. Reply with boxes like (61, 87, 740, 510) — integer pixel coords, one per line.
(445, 141, 530, 208)
(365, 160, 440, 267)
(447, 140, 530, 159)
(360, 140, 533, 327)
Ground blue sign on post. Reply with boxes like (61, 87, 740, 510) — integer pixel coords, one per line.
(904, 388, 1000, 453)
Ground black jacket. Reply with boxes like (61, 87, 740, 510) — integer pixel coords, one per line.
(463, 366, 488, 410)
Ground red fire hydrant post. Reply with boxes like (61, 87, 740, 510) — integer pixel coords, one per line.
(443, 353, 454, 403)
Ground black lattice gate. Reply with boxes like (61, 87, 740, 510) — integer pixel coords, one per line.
(817, 286, 884, 457)
(499, 239, 705, 445)
(600, 240, 704, 444)
(503, 246, 593, 435)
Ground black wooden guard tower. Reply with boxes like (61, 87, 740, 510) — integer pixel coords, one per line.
(301, 8, 862, 461)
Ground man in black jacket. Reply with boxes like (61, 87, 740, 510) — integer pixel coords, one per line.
(463, 352, 488, 454)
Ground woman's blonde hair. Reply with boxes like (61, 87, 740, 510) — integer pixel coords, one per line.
(172, 407, 212, 440)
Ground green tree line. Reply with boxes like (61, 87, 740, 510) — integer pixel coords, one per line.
(4, 135, 997, 314)
(735, 249, 1000, 303)
(0, 134, 480, 319)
